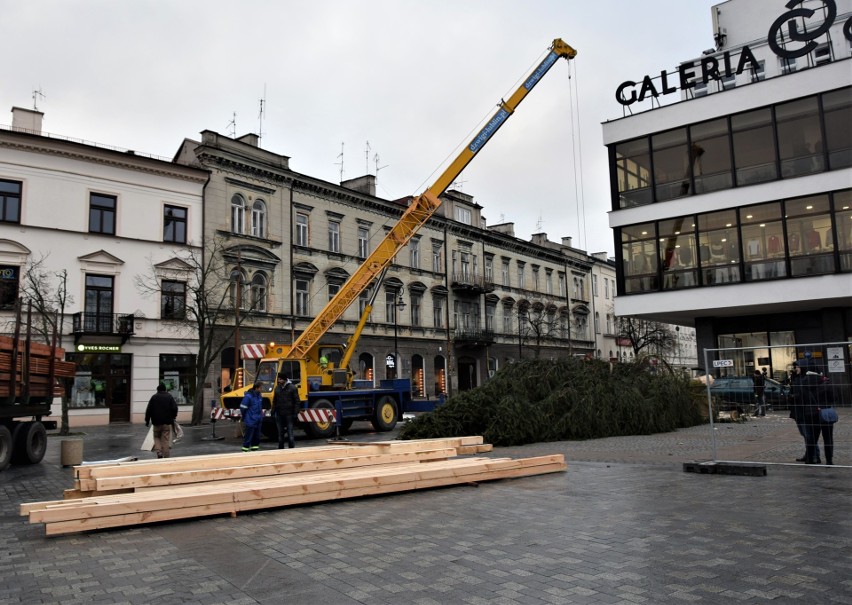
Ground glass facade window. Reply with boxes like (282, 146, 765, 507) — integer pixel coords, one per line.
(823, 88, 852, 169)
(834, 189, 852, 272)
(731, 108, 777, 186)
(621, 222, 658, 293)
(251, 272, 267, 311)
(690, 118, 733, 193)
(610, 88, 850, 209)
(615, 137, 652, 207)
(786, 194, 834, 276)
(740, 202, 785, 282)
(698, 209, 739, 286)
(231, 194, 245, 234)
(776, 96, 824, 178)
(295, 279, 309, 315)
(658, 217, 697, 290)
(652, 128, 690, 202)
(358, 227, 369, 258)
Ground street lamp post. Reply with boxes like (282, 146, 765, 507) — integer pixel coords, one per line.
(393, 287, 406, 379)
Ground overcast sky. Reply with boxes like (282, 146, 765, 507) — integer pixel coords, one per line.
(3, 1, 721, 256)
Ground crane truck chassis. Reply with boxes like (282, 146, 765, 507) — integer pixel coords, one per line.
(220, 39, 576, 439)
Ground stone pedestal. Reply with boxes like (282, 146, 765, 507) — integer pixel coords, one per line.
(60, 439, 83, 467)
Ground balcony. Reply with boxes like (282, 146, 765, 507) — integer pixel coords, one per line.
(450, 272, 495, 294)
(453, 327, 495, 347)
(72, 312, 135, 344)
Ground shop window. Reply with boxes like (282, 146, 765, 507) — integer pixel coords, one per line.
(740, 202, 786, 282)
(785, 194, 834, 276)
(621, 222, 658, 293)
(658, 216, 697, 290)
(159, 353, 196, 406)
(0, 265, 19, 309)
(697, 209, 740, 286)
(832, 189, 852, 272)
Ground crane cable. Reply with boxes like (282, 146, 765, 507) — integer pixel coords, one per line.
(567, 57, 588, 252)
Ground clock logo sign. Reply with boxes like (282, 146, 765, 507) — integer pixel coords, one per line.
(767, 0, 850, 59)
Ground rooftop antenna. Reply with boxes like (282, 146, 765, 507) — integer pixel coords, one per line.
(32, 87, 46, 111)
(535, 213, 543, 231)
(449, 177, 467, 191)
(227, 112, 237, 138)
(499, 213, 505, 223)
(335, 142, 345, 182)
(374, 153, 389, 184)
(365, 141, 371, 174)
(258, 84, 266, 147)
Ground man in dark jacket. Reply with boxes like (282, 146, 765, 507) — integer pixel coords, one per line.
(273, 372, 300, 448)
(145, 383, 178, 458)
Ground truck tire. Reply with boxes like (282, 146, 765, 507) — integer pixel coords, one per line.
(304, 399, 336, 439)
(371, 395, 398, 432)
(0, 425, 12, 471)
(11, 421, 48, 465)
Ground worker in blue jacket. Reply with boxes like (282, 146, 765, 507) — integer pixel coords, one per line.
(240, 381, 265, 452)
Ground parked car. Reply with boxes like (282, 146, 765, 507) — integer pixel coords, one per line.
(708, 376, 791, 411)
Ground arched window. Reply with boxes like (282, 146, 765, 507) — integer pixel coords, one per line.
(251, 272, 267, 312)
(231, 194, 246, 234)
(251, 199, 266, 238)
(229, 268, 248, 309)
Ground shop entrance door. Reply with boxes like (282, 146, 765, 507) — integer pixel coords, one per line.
(107, 356, 132, 423)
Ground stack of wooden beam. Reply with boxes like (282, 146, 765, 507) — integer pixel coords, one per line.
(21, 437, 566, 536)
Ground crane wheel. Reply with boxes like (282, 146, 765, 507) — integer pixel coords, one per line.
(371, 396, 398, 432)
(11, 422, 48, 465)
(304, 399, 336, 439)
(0, 425, 12, 471)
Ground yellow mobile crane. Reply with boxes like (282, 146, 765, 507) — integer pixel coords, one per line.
(221, 39, 577, 438)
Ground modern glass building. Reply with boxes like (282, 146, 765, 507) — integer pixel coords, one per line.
(603, 0, 851, 378)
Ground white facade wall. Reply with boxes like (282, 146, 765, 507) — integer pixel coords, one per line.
(0, 127, 206, 426)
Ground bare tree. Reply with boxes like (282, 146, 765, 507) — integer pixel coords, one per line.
(18, 254, 72, 434)
(135, 236, 261, 425)
(616, 316, 676, 358)
(518, 299, 564, 358)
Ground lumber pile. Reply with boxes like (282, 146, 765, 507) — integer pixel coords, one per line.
(21, 437, 565, 536)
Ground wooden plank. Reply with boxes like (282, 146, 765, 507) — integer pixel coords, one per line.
(93, 448, 458, 491)
(41, 458, 566, 536)
(31, 456, 564, 525)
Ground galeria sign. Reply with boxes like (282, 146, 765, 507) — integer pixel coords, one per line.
(616, 0, 852, 106)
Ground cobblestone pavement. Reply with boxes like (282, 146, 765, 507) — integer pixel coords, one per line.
(1, 415, 850, 605)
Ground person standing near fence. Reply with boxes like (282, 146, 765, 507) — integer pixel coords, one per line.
(789, 363, 810, 462)
(796, 360, 823, 464)
(753, 370, 766, 417)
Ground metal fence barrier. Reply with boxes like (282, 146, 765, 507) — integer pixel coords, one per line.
(702, 341, 851, 467)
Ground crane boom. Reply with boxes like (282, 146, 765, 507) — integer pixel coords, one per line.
(286, 38, 577, 360)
